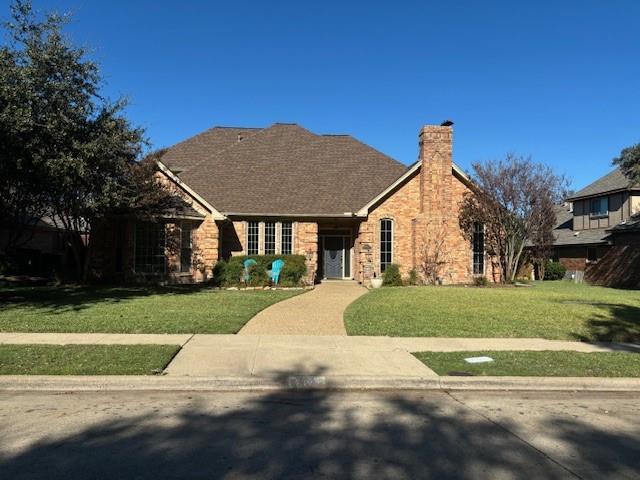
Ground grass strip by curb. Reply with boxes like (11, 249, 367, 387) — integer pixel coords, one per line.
(414, 350, 640, 377)
(0, 344, 181, 375)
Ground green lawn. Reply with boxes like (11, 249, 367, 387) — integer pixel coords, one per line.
(0, 285, 302, 333)
(0, 344, 180, 375)
(414, 350, 640, 377)
(344, 281, 640, 342)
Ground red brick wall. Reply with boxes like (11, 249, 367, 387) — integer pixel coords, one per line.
(354, 125, 498, 285)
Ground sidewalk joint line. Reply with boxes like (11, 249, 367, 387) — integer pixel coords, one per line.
(444, 390, 584, 479)
(249, 336, 261, 376)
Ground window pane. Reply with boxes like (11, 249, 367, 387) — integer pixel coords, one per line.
(472, 222, 484, 275)
(265, 222, 276, 255)
(379, 219, 393, 273)
(590, 197, 608, 216)
(281, 222, 292, 255)
(135, 222, 166, 274)
(247, 221, 259, 255)
(180, 224, 192, 273)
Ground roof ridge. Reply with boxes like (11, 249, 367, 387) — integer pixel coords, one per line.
(178, 126, 269, 174)
(177, 123, 311, 180)
(213, 126, 262, 129)
(160, 125, 261, 159)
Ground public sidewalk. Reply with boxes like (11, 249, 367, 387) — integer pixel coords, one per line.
(2, 333, 640, 391)
(1, 333, 638, 379)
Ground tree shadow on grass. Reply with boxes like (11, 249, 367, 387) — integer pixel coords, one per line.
(567, 303, 640, 343)
(1, 373, 639, 479)
(0, 283, 221, 314)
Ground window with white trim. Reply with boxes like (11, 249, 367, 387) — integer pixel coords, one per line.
(281, 222, 293, 255)
(472, 222, 485, 275)
(134, 222, 166, 274)
(247, 221, 259, 255)
(379, 218, 393, 273)
(264, 222, 276, 255)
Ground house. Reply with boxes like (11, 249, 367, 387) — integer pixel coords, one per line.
(552, 168, 640, 288)
(0, 217, 73, 278)
(90, 122, 498, 285)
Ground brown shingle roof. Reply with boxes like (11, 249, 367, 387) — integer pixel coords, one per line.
(161, 126, 261, 173)
(163, 123, 409, 216)
(568, 168, 640, 200)
(551, 204, 611, 246)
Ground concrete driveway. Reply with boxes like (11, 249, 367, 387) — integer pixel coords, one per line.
(238, 280, 367, 335)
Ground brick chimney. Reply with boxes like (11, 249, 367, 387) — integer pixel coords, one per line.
(419, 123, 453, 218)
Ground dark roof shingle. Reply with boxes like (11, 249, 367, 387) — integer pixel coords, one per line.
(551, 204, 611, 246)
(163, 123, 409, 216)
(569, 168, 639, 200)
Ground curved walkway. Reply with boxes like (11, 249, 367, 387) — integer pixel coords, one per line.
(238, 281, 368, 335)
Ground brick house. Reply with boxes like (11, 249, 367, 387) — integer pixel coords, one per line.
(551, 168, 640, 287)
(91, 122, 498, 285)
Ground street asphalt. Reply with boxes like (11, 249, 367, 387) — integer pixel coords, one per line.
(1, 390, 638, 479)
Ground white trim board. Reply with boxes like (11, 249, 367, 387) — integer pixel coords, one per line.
(356, 161, 471, 217)
(156, 161, 226, 220)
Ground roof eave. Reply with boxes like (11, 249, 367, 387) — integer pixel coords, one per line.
(567, 187, 640, 202)
(224, 212, 362, 219)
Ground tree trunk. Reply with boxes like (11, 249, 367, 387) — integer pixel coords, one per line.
(81, 229, 94, 283)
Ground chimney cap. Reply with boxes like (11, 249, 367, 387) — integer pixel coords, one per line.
(440, 120, 454, 127)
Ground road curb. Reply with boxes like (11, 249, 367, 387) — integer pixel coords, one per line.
(1, 375, 639, 392)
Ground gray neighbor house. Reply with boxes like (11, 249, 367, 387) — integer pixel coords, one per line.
(552, 168, 640, 288)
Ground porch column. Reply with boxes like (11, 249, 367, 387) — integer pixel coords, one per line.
(295, 222, 318, 285)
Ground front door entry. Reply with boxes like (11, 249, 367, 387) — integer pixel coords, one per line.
(323, 237, 344, 279)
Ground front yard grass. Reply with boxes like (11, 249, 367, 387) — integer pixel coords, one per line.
(344, 281, 640, 342)
(414, 350, 640, 377)
(0, 285, 302, 333)
(0, 344, 180, 375)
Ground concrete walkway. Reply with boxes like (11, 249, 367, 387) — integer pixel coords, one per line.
(165, 335, 437, 378)
(238, 280, 368, 335)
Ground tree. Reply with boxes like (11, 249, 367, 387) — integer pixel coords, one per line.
(0, 1, 168, 280)
(418, 219, 451, 285)
(459, 154, 567, 283)
(613, 142, 640, 185)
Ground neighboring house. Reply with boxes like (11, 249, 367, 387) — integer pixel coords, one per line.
(90, 122, 497, 285)
(0, 217, 70, 277)
(552, 168, 640, 288)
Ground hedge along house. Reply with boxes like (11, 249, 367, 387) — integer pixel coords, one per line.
(91, 122, 498, 285)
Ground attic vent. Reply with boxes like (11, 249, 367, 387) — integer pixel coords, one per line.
(237, 134, 243, 142)
(573, 231, 580, 237)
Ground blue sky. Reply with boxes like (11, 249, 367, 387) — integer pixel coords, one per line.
(4, 1, 640, 191)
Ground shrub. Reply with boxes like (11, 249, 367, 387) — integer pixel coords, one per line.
(247, 263, 269, 286)
(382, 264, 403, 287)
(544, 261, 566, 281)
(473, 276, 489, 286)
(212, 259, 244, 286)
(407, 269, 421, 286)
(220, 255, 307, 287)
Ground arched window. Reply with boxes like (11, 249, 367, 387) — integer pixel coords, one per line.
(379, 218, 393, 273)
